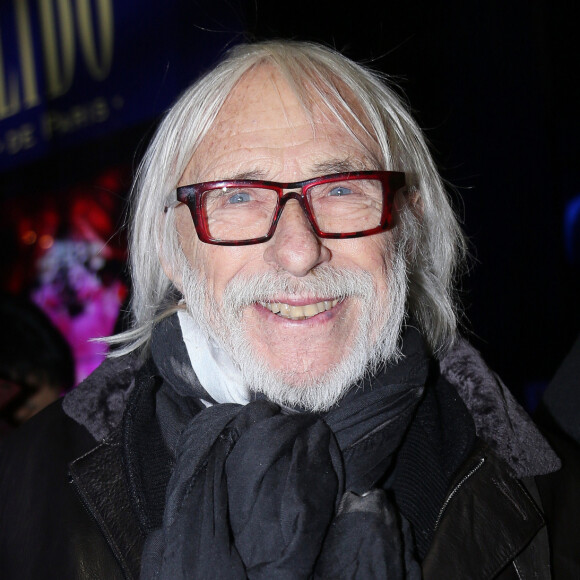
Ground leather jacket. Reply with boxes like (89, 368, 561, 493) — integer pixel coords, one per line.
(1, 347, 579, 579)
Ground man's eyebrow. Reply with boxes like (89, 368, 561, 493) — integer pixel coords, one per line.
(310, 158, 380, 175)
(226, 169, 269, 181)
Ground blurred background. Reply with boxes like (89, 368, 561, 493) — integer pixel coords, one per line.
(0, 0, 578, 420)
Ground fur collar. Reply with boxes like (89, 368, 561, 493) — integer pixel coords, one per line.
(440, 337, 560, 477)
(62, 350, 141, 442)
(63, 337, 560, 477)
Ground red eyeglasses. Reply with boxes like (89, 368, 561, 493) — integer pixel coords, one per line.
(171, 171, 406, 246)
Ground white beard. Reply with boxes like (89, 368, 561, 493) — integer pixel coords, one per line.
(181, 248, 408, 412)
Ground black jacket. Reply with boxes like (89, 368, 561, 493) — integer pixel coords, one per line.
(1, 340, 579, 579)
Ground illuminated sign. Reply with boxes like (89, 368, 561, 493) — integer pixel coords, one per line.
(0, 0, 241, 170)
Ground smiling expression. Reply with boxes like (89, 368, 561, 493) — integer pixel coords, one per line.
(173, 65, 398, 388)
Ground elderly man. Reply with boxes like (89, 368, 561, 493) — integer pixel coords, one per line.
(1, 41, 578, 579)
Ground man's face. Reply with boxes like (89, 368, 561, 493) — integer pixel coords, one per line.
(174, 66, 404, 407)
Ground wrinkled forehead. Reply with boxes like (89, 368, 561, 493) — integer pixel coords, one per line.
(207, 66, 313, 142)
(218, 63, 374, 132)
(183, 64, 382, 182)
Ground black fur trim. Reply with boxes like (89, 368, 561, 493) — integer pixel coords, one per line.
(62, 351, 142, 442)
(440, 337, 561, 477)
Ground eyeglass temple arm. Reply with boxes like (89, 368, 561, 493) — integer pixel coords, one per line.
(163, 199, 183, 213)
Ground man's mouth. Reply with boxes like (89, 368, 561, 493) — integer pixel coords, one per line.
(261, 299, 339, 320)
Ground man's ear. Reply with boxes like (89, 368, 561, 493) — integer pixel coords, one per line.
(409, 186, 424, 219)
(160, 206, 186, 292)
(395, 186, 424, 219)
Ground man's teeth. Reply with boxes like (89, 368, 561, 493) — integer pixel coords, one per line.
(263, 299, 339, 320)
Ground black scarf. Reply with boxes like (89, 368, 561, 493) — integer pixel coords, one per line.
(127, 315, 474, 578)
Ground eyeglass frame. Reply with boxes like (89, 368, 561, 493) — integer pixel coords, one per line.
(169, 170, 406, 246)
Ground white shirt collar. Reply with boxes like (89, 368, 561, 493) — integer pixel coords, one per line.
(177, 310, 250, 406)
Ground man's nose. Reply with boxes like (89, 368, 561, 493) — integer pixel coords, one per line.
(263, 199, 331, 277)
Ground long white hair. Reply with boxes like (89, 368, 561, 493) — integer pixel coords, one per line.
(107, 40, 466, 357)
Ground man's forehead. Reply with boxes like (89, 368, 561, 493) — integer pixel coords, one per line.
(209, 66, 339, 138)
(181, 65, 382, 184)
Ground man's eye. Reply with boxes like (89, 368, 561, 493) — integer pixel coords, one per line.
(328, 186, 353, 197)
(228, 191, 251, 204)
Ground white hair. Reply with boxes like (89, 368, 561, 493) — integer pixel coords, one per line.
(106, 40, 466, 358)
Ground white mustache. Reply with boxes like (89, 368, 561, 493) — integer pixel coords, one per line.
(221, 265, 376, 311)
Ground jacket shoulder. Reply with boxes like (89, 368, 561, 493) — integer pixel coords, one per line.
(62, 350, 145, 441)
